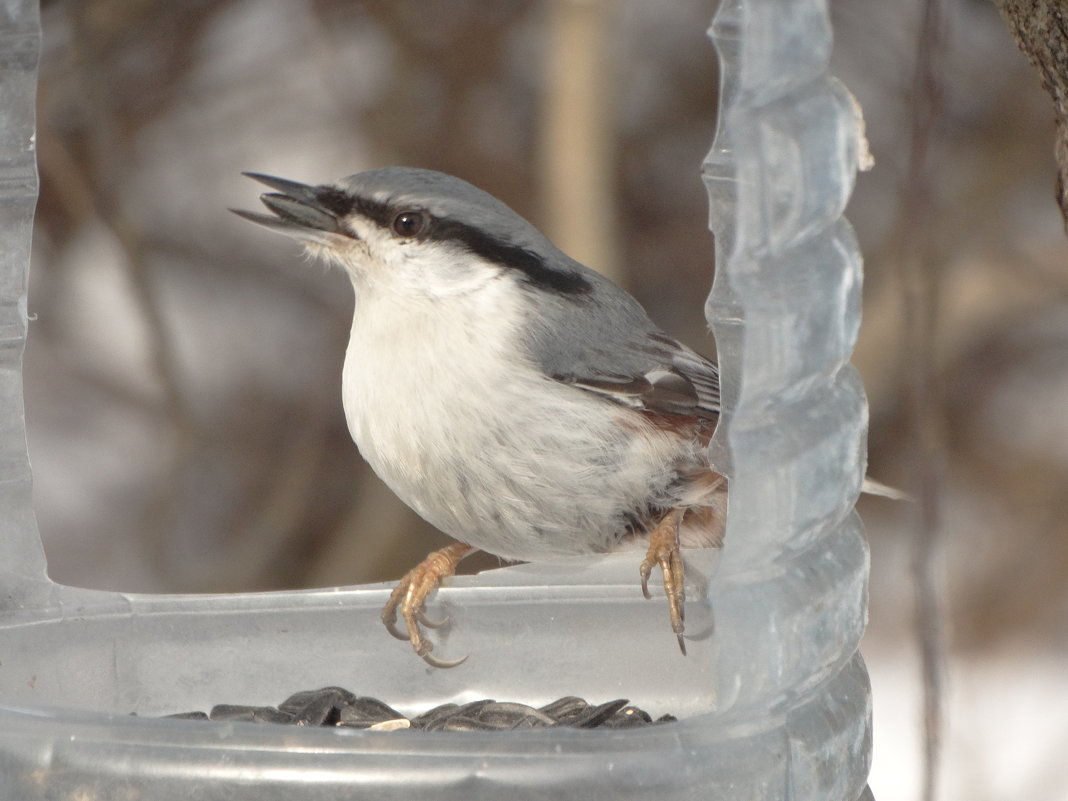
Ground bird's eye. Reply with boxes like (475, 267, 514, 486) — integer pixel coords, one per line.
(391, 210, 428, 238)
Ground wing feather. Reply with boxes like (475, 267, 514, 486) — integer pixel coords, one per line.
(552, 334, 720, 423)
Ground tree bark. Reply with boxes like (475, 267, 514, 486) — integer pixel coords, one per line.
(993, 0, 1068, 229)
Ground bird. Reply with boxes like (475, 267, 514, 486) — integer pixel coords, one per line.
(234, 167, 727, 667)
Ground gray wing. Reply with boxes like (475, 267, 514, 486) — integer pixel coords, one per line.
(523, 270, 720, 423)
(553, 331, 720, 423)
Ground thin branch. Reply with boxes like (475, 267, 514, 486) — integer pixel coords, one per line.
(538, 0, 622, 282)
(896, 2, 949, 800)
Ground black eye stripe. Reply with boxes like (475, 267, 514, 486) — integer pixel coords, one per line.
(329, 190, 591, 296)
(309, 187, 394, 230)
(428, 219, 591, 296)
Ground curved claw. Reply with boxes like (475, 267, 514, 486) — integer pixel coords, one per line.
(380, 542, 476, 667)
(382, 582, 413, 641)
(417, 609, 449, 629)
(383, 616, 410, 642)
(418, 649, 469, 669)
(639, 562, 654, 600)
(639, 509, 688, 651)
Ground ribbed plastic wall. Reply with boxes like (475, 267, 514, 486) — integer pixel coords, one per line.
(0, 0, 48, 604)
(705, 0, 873, 795)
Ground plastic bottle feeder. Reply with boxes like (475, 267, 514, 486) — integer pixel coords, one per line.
(0, 0, 873, 798)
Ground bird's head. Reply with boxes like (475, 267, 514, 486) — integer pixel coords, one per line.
(234, 167, 591, 300)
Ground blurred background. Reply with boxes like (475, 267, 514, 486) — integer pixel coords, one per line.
(23, 1, 1068, 799)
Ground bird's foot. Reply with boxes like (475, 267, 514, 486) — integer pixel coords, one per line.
(381, 542, 475, 668)
(639, 508, 687, 655)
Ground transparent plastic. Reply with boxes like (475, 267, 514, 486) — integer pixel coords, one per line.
(0, 0, 871, 799)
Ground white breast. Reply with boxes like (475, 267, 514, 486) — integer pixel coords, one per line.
(341, 279, 692, 561)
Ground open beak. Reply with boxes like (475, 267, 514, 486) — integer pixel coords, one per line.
(231, 173, 348, 241)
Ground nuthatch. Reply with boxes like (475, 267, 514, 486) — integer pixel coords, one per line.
(235, 167, 726, 667)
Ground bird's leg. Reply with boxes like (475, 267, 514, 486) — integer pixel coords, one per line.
(381, 542, 476, 668)
(639, 508, 687, 654)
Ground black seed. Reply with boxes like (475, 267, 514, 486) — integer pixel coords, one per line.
(537, 696, 588, 721)
(439, 716, 493, 732)
(209, 704, 291, 724)
(336, 696, 407, 728)
(474, 702, 555, 730)
(568, 699, 631, 729)
(162, 690, 675, 730)
(601, 706, 654, 728)
(410, 703, 459, 731)
(279, 687, 355, 726)
(254, 707, 298, 725)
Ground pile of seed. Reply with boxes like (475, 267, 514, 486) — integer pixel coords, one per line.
(165, 686, 675, 731)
